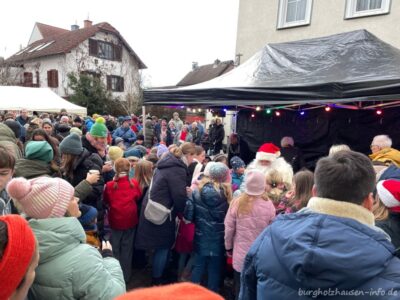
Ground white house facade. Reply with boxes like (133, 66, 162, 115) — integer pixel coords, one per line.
(236, 0, 400, 63)
(6, 21, 146, 100)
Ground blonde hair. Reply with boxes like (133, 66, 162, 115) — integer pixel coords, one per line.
(198, 176, 232, 204)
(233, 193, 267, 217)
(373, 194, 389, 221)
(113, 158, 133, 189)
(329, 144, 351, 156)
(134, 160, 153, 191)
(264, 170, 284, 204)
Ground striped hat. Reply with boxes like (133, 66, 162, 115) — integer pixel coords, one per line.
(7, 177, 74, 219)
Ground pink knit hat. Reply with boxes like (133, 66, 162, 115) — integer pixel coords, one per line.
(6, 177, 74, 219)
(244, 170, 266, 196)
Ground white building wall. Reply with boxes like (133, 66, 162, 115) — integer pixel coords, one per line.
(28, 25, 44, 45)
(64, 31, 140, 100)
(23, 55, 66, 96)
(236, 0, 400, 62)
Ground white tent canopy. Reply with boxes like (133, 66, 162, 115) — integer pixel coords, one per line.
(0, 86, 87, 115)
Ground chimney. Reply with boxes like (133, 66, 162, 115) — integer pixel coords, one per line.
(192, 62, 199, 71)
(213, 59, 221, 68)
(84, 19, 93, 28)
(71, 24, 79, 31)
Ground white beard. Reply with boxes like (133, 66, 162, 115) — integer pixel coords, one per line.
(247, 157, 294, 185)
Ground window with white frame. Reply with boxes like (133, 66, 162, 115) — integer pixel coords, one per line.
(345, 0, 391, 19)
(277, 0, 313, 29)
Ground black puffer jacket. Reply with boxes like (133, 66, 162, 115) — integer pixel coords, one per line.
(135, 153, 188, 250)
(376, 212, 400, 258)
(184, 182, 228, 256)
(63, 148, 104, 208)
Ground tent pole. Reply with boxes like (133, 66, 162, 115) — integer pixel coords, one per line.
(142, 106, 146, 140)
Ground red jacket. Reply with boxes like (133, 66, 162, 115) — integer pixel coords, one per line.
(103, 176, 142, 230)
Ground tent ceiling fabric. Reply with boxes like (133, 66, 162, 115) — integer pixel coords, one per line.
(0, 86, 87, 115)
(144, 30, 400, 106)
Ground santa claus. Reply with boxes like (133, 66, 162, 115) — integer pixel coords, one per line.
(247, 143, 293, 186)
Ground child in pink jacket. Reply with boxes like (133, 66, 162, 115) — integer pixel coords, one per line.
(224, 169, 276, 299)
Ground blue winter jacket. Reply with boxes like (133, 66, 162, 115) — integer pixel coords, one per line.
(184, 183, 229, 257)
(112, 126, 136, 148)
(240, 211, 400, 300)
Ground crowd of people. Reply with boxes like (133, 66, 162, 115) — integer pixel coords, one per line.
(1, 108, 400, 299)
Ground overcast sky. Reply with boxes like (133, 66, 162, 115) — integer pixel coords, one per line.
(0, 0, 239, 87)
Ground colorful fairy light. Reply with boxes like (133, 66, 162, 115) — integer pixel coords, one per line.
(256, 106, 261, 111)
(325, 106, 331, 112)
(266, 109, 272, 114)
(275, 111, 281, 117)
(376, 109, 383, 115)
(251, 113, 255, 118)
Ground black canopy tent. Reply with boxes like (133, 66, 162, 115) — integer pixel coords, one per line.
(144, 30, 400, 107)
(144, 30, 400, 167)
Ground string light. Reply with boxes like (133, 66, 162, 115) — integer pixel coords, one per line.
(223, 108, 227, 112)
(256, 106, 261, 111)
(251, 113, 255, 118)
(275, 111, 281, 117)
(325, 106, 331, 112)
(266, 108, 272, 114)
(198, 108, 202, 112)
(376, 109, 383, 115)
(300, 111, 305, 116)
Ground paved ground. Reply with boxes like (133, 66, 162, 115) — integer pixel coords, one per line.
(127, 265, 235, 299)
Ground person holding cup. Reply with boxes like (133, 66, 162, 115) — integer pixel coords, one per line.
(59, 133, 103, 210)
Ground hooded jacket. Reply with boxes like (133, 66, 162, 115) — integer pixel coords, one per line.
(135, 152, 188, 250)
(29, 217, 125, 299)
(14, 159, 54, 179)
(0, 123, 22, 159)
(240, 197, 400, 300)
(184, 182, 229, 256)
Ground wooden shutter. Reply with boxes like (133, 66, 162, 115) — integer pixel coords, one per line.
(53, 70, 59, 87)
(47, 70, 59, 88)
(106, 75, 112, 90)
(89, 39, 98, 56)
(35, 71, 40, 87)
(114, 45, 122, 61)
(119, 77, 124, 92)
(24, 72, 33, 86)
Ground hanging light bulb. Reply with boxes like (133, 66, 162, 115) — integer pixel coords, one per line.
(325, 106, 331, 112)
(266, 108, 272, 114)
(256, 106, 261, 111)
(251, 113, 255, 118)
(223, 108, 227, 112)
(376, 109, 383, 115)
(300, 111, 305, 116)
(198, 108, 202, 112)
(275, 111, 281, 117)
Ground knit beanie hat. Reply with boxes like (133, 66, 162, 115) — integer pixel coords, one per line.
(114, 282, 224, 300)
(125, 147, 144, 159)
(136, 134, 144, 141)
(4, 120, 21, 139)
(70, 127, 82, 136)
(115, 137, 124, 145)
(25, 141, 54, 163)
(78, 204, 98, 231)
(90, 117, 108, 138)
(209, 162, 229, 183)
(204, 162, 217, 177)
(244, 170, 266, 196)
(0, 215, 36, 300)
(109, 146, 124, 162)
(157, 144, 169, 158)
(377, 180, 400, 211)
(7, 177, 74, 219)
(59, 133, 83, 155)
(230, 156, 245, 170)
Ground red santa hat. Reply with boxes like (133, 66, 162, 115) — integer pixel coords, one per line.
(377, 180, 400, 211)
(256, 143, 281, 162)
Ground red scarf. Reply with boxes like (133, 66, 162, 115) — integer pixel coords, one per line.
(180, 131, 187, 142)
